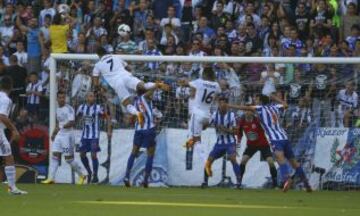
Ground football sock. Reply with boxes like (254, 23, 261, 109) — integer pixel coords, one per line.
(80, 156, 91, 175)
(48, 156, 60, 180)
(125, 153, 136, 179)
(295, 166, 306, 181)
(186, 148, 193, 170)
(66, 159, 84, 176)
(203, 169, 208, 184)
(269, 165, 278, 186)
(239, 164, 246, 184)
(126, 104, 138, 115)
(231, 162, 241, 184)
(144, 155, 154, 181)
(279, 163, 289, 181)
(5, 166, 16, 190)
(92, 157, 99, 177)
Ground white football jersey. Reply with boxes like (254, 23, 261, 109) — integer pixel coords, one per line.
(57, 104, 75, 133)
(189, 78, 221, 114)
(92, 54, 130, 90)
(0, 91, 12, 130)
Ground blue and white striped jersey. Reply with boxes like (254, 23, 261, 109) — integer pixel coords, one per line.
(144, 49, 162, 70)
(134, 95, 155, 131)
(255, 104, 288, 141)
(26, 81, 43, 104)
(210, 110, 237, 145)
(76, 104, 105, 139)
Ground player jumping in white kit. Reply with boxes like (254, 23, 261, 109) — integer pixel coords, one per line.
(184, 67, 221, 169)
(92, 47, 169, 127)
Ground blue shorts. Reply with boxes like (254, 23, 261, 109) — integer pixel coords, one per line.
(209, 143, 236, 159)
(80, 139, 100, 153)
(133, 128, 156, 148)
(270, 140, 295, 159)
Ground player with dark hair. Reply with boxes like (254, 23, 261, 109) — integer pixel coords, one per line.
(202, 97, 241, 188)
(184, 67, 221, 169)
(93, 47, 169, 128)
(42, 91, 87, 184)
(237, 102, 278, 188)
(123, 84, 168, 188)
(76, 91, 112, 184)
(228, 95, 312, 192)
(0, 76, 27, 195)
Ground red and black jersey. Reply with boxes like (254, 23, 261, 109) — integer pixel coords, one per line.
(237, 115, 269, 148)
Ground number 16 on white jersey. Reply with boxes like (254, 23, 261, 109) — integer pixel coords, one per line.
(189, 78, 221, 115)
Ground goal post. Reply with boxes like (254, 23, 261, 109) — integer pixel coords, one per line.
(49, 54, 360, 188)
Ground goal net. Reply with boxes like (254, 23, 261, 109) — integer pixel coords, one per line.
(50, 54, 360, 190)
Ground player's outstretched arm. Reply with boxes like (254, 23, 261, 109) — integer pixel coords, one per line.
(227, 104, 256, 111)
(216, 125, 236, 134)
(270, 94, 288, 109)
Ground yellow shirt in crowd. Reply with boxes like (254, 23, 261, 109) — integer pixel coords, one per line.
(49, 24, 69, 53)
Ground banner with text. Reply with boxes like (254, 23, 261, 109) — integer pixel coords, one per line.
(53, 128, 276, 188)
(310, 128, 360, 190)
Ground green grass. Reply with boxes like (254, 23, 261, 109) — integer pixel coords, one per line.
(1, 184, 359, 216)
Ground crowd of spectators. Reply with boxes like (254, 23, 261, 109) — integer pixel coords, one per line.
(0, 0, 359, 143)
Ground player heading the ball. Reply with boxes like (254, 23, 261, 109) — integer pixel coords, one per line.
(92, 47, 169, 128)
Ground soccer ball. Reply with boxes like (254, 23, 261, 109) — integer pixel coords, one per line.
(58, 4, 70, 14)
(117, 24, 131, 37)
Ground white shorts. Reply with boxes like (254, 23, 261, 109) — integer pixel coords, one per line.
(0, 130, 11, 156)
(52, 132, 75, 156)
(115, 73, 142, 103)
(188, 110, 210, 137)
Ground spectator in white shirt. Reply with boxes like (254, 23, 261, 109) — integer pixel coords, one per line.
(160, 24, 179, 46)
(212, 0, 235, 16)
(86, 17, 107, 39)
(261, 64, 281, 96)
(13, 41, 28, 67)
(160, 6, 181, 29)
(40, 14, 52, 44)
(39, 0, 56, 27)
(188, 39, 206, 71)
(0, 14, 15, 48)
(337, 81, 359, 127)
(237, 2, 261, 27)
(0, 45, 9, 65)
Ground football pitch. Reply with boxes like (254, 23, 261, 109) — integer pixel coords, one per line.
(1, 184, 359, 216)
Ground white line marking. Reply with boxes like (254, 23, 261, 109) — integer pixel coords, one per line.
(77, 201, 295, 209)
